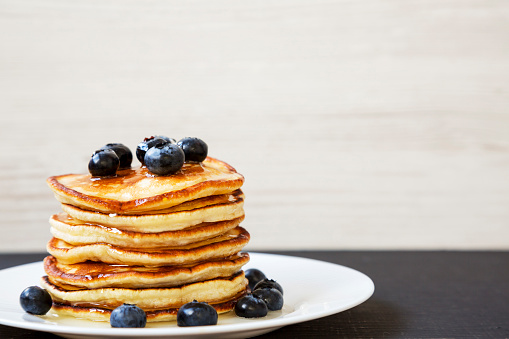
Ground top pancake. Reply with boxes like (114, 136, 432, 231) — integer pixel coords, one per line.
(47, 157, 244, 213)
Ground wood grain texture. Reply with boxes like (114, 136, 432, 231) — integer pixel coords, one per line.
(0, 0, 508, 251)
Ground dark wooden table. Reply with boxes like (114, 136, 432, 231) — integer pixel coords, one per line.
(1, 251, 508, 338)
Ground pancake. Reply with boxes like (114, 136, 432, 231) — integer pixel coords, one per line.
(50, 294, 244, 322)
(44, 154, 251, 324)
(44, 253, 250, 288)
(118, 189, 244, 215)
(50, 213, 245, 248)
(47, 157, 244, 214)
(47, 227, 250, 266)
(41, 271, 247, 309)
(60, 195, 244, 232)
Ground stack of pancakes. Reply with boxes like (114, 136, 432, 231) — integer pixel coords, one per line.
(42, 157, 250, 322)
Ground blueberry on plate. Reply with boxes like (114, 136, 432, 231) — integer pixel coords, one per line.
(253, 279, 283, 295)
(177, 137, 208, 162)
(88, 149, 120, 177)
(253, 287, 284, 311)
(245, 268, 267, 291)
(234, 294, 268, 318)
(136, 136, 168, 164)
(177, 300, 218, 326)
(110, 303, 146, 328)
(100, 143, 133, 169)
(144, 143, 185, 175)
(19, 286, 52, 315)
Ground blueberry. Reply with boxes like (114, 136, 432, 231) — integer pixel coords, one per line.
(253, 279, 283, 295)
(136, 136, 168, 164)
(177, 300, 218, 327)
(88, 149, 120, 176)
(154, 135, 176, 144)
(245, 268, 266, 291)
(235, 294, 268, 318)
(177, 137, 208, 162)
(100, 143, 132, 169)
(110, 303, 146, 328)
(144, 143, 185, 175)
(20, 286, 52, 315)
(253, 288, 284, 311)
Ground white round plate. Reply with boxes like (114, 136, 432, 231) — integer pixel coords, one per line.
(0, 253, 374, 338)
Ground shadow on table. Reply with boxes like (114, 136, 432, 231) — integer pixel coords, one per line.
(258, 297, 406, 338)
(0, 325, 59, 339)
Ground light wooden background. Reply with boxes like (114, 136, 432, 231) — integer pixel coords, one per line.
(1, 0, 508, 252)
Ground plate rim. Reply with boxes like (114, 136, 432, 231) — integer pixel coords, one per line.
(0, 252, 374, 337)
